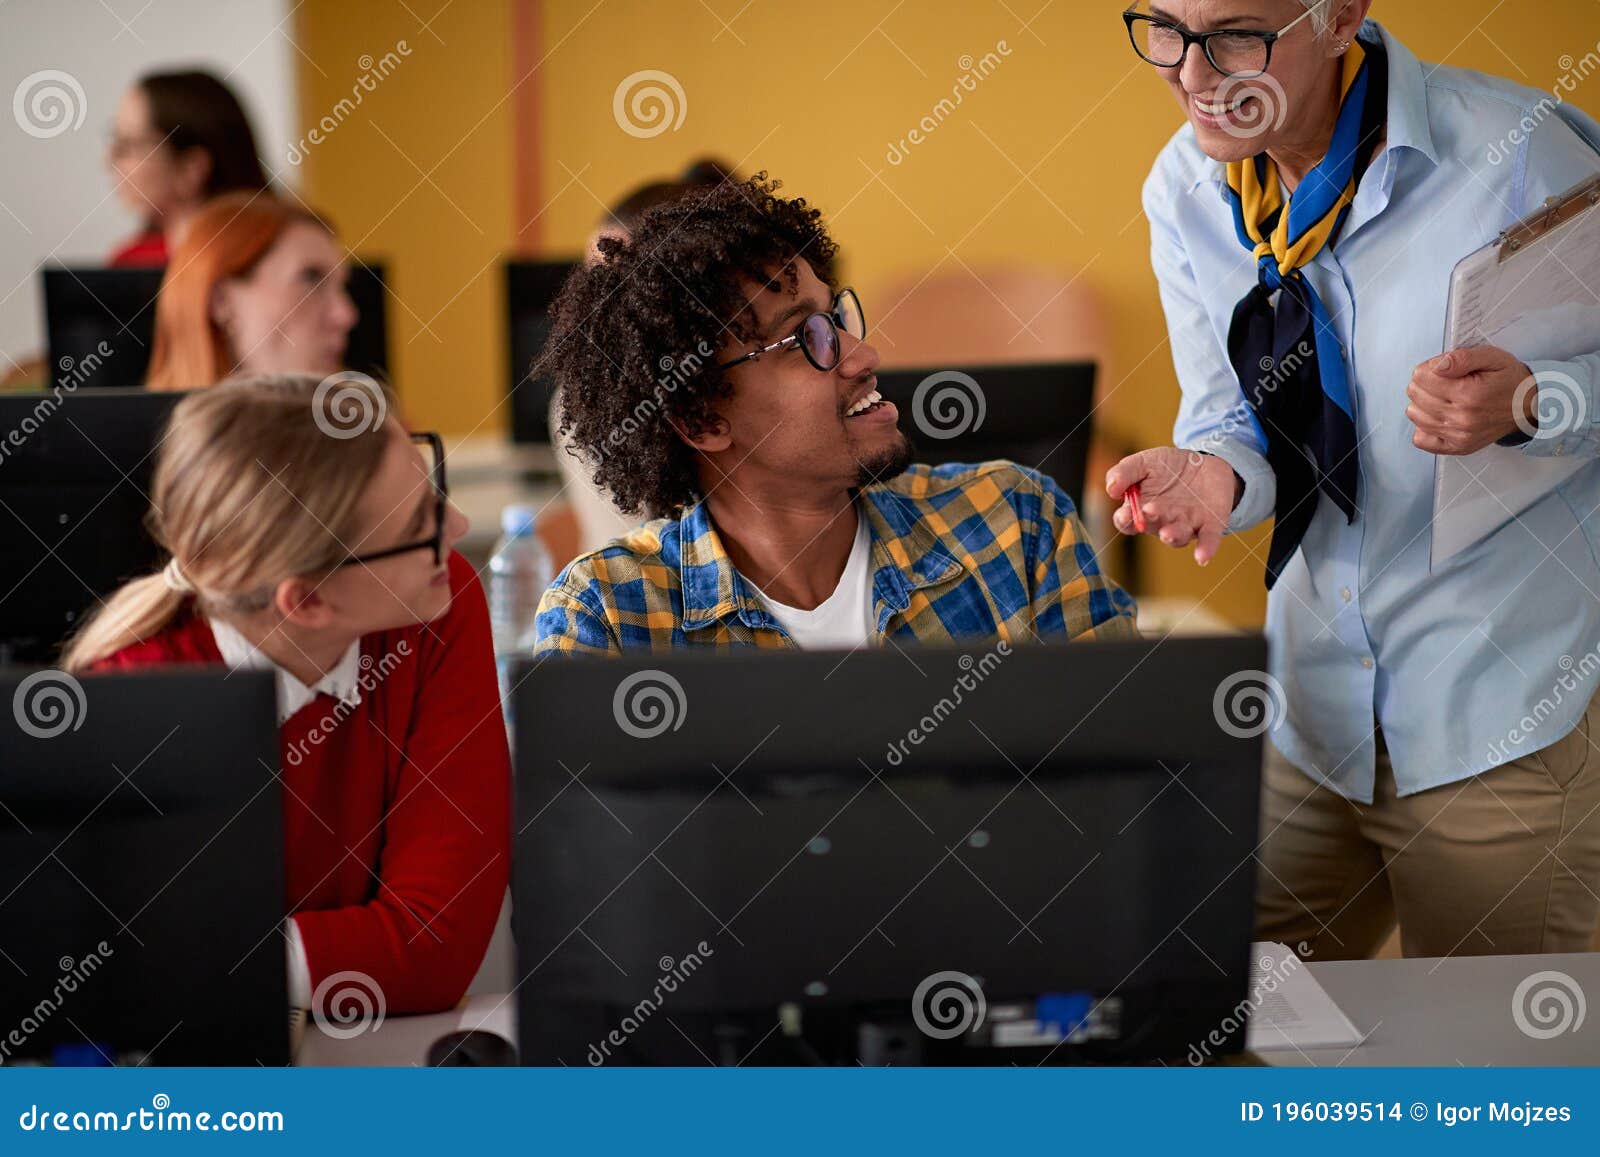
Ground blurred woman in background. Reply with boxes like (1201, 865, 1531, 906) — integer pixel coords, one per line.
(106, 69, 270, 267)
(145, 192, 357, 390)
(63, 373, 509, 1016)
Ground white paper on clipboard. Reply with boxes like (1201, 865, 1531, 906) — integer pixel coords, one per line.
(1431, 174, 1600, 570)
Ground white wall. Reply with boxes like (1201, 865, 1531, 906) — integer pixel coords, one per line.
(0, 0, 295, 372)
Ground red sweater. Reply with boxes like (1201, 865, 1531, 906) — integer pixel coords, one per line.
(93, 551, 511, 1015)
(108, 228, 168, 268)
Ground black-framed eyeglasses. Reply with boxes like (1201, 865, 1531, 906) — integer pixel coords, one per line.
(335, 432, 449, 570)
(716, 287, 866, 373)
(1122, 4, 1316, 79)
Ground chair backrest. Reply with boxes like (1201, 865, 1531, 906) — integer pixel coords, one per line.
(872, 264, 1136, 588)
(873, 265, 1108, 368)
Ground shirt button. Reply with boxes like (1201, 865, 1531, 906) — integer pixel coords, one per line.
(1340, 586, 1352, 602)
(1360, 657, 1375, 670)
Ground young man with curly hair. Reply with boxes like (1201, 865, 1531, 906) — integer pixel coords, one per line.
(533, 174, 1136, 654)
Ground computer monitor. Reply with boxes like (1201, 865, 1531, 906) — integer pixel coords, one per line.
(40, 267, 162, 389)
(511, 636, 1267, 1066)
(342, 260, 391, 383)
(0, 668, 288, 1065)
(874, 361, 1096, 510)
(0, 388, 179, 665)
(41, 260, 393, 389)
(505, 258, 580, 445)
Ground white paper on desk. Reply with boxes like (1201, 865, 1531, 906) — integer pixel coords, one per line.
(1431, 192, 1600, 569)
(1244, 941, 1362, 1052)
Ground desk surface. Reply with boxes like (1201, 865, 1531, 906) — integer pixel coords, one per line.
(298, 951, 1600, 1067)
(1265, 951, 1598, 1067)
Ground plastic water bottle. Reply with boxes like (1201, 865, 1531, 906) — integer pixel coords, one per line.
(488, 504, 553, 731)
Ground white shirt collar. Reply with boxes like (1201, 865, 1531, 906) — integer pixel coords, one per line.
(208, 617, 364, 724)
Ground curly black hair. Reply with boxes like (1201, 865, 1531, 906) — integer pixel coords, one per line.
(538, 173, 840, 519)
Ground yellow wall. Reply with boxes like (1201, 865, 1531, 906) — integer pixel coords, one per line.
(298, 0, 1600, 625)
(295, 0, 515, 438)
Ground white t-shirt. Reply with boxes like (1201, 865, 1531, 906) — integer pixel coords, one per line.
(751, 514, 877, 649)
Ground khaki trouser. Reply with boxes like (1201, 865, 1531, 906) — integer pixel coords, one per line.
(1255, 694, 1600, 959)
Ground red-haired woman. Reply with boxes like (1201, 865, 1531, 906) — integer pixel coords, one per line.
(146, 192, 357, 390)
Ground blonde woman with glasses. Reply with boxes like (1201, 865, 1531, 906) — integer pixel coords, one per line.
(64, 374, 510, 1016)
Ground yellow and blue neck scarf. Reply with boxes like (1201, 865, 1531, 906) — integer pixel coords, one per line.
(1225, 36, 1387, 587)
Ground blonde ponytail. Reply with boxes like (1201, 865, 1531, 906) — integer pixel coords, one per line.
(62, 574, 192, 672)
(61, 372, 391, 670)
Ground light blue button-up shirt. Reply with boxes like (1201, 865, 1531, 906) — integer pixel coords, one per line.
(1146, 20, 1600, 802)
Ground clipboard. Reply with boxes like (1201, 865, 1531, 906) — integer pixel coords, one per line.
(1431, 172, 1600, 569)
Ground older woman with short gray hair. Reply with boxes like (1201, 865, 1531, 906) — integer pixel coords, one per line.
(1108, 1, 1600, 958)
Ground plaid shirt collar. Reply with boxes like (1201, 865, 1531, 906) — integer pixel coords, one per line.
(674, 489, 963, 634)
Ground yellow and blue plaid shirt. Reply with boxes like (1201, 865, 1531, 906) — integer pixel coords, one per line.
(533, 461, 1137, 655)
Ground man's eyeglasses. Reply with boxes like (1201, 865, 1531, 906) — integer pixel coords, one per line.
(335, 432, 449, 570)
(1122, 4, 1317, 79)
(716, 288, 866, 373)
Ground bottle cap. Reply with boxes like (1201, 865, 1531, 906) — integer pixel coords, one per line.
(501, 504, 538, 537)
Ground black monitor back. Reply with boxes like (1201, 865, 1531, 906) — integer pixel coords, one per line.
(512, 637, 1267, 1065)
(0, 389, 178, 665)
(505, 258, 580, 444)
(0, 668, 287, 1065)
(42, 260, 392, 389)
(875, 361, 1095, 509)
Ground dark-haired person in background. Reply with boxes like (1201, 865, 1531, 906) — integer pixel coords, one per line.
(533, 175, 1136, 654)
(584, 157, 732, 262)
(106, 70, 270, 267)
